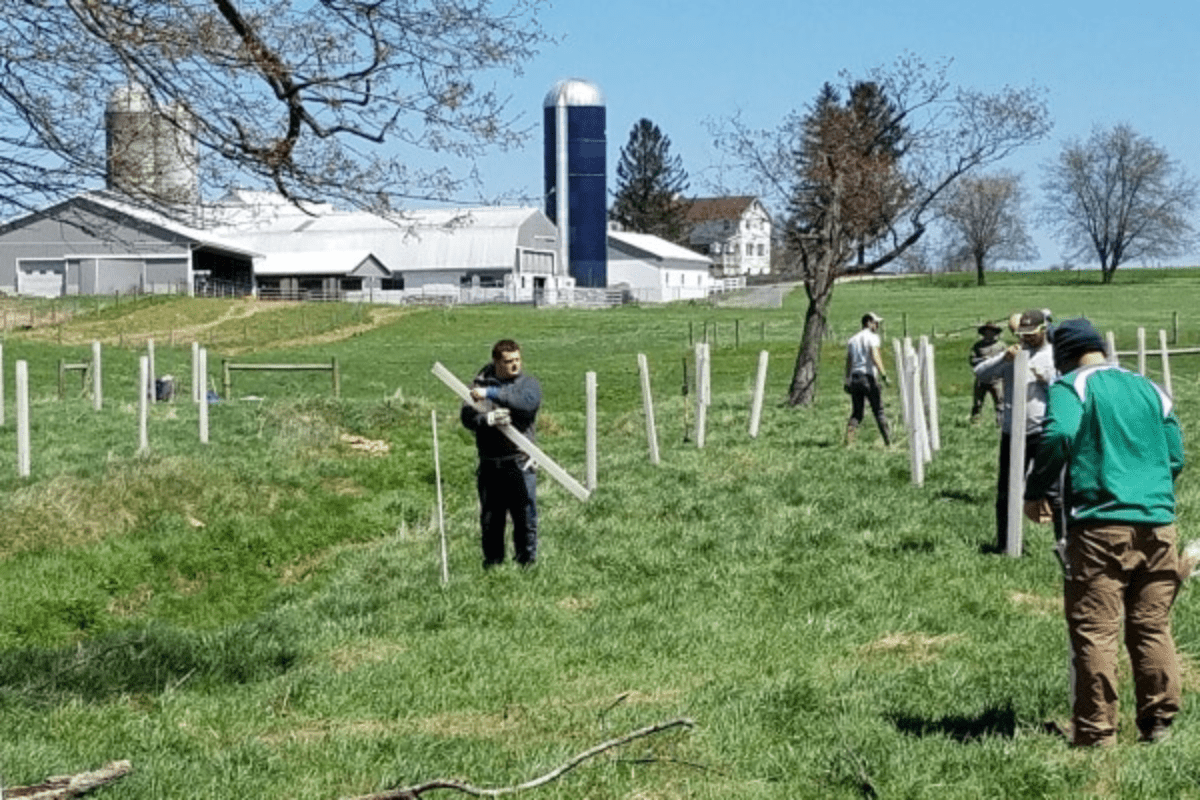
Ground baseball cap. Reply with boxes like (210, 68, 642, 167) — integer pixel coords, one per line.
(1016, 309, 1047, 334)
(863, 311, 883, 324)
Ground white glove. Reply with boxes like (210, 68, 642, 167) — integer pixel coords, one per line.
(485, 408, 511, 427)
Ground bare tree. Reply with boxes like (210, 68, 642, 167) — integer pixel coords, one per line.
(0, 0, 550, 217)
(940, 171, 1036, 285)
(709, 55, 1050, 406)
(1041, 124, 1198, 283)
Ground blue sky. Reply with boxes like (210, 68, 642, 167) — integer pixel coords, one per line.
(425, 0, 1200, 269)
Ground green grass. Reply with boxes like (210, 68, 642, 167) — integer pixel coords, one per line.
(1, 270, 1200, 797)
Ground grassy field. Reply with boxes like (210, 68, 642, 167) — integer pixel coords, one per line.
(2, 270, 1200, 798)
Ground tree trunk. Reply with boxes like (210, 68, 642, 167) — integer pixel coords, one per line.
(787, 262, 836, 406)
(975, 252, 986, 286)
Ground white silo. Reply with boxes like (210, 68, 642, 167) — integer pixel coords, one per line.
(106, 86, 199, 205)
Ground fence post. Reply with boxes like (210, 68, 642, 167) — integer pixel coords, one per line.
(138, 355, 149, 454)
(192, 341, 201, 402)
(920, 336, 940, 453)
(199, 348, 209, 444)
(147, 339, 156, 404)
(0, 342, 5, 427)
(332, 357, 340, 398)
(1159, 330, 1173, 399)
(1006, 349, 1030, 558)
(1105, 331, 1118, 365)
(92, 341, 102, 411)
(749, 350, 769, 439)
(1137, 327, 1147, 376)
(222, 359, 231, 400)
(16, 360, 29, 477)
(637, 354, 660, 465)
(694, 342, 709, 448)
(585, 371, 598, 491)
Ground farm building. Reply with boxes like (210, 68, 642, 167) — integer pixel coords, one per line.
(0, 191, 256, 297)
(205, 191, 570, 302)
(606, 230, 716, 303)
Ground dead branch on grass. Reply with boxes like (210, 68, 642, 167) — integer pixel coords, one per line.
(5, 760, 131, 798)
(343, 717, 695, 799)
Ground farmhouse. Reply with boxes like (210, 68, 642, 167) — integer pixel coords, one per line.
(684, 196, 772, 277)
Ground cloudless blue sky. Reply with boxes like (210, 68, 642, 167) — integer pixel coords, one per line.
(426, 0, 1200, 269)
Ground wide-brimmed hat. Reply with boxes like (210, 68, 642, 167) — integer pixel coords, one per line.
(977, 320, 1002, 335)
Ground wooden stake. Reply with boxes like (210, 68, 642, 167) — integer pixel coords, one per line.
(1106, 331, 1118, 365)
(192, 341, 201, 403)
(637, 354, 660, 465)
(749, 350, 769, 439)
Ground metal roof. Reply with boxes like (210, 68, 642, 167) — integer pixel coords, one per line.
(77, 191, 262, 257)
(544, 78, 605, 108)
(608, 231, 711, 266)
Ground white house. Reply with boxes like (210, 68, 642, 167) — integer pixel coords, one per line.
(607, 230, 715, 303)
(684, 196, 772, 277)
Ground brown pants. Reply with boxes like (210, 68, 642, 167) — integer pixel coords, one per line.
(1064, 522, 1182, 746)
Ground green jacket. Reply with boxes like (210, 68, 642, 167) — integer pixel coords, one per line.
(1025, 363, 1183, 526)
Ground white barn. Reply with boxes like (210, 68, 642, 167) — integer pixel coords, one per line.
(607, 230, 715, 303)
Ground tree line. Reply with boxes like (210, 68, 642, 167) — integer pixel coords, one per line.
(1, 8, 1195, 408)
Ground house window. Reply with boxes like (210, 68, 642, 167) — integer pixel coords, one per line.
(758, 243, 765, 257)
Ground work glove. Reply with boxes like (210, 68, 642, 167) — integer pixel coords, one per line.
(485, 408, 511, 427)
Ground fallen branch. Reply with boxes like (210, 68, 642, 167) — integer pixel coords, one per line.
(343, 717, 695, 799)
(5, 760, 132, 799)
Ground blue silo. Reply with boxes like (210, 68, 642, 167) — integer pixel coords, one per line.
(544, 79, 607, 288)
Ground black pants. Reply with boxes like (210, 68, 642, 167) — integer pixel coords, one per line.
(996, 432, 1064, 552)
(971, 379, 1003, 427)
(847, 373, 890, 445)
(477, 459, 538, 566)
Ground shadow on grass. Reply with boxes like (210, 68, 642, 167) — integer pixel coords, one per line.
(0, 616, 301, 705)
(888, 702, 1017, 742)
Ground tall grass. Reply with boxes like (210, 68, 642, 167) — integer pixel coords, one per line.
(1, 271, 1199, 798)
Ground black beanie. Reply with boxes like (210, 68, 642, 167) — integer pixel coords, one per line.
(1052, 318, 1106, 369)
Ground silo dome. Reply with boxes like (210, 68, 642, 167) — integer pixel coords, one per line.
(544, 78, 605, 108)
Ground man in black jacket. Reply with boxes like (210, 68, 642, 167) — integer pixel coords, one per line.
(461, 340, 542, 567)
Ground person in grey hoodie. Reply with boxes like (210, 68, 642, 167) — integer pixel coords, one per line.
(461, 339, 542, 567)
(973, 308, 1062, 551)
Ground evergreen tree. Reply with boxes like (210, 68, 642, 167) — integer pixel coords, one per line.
(610, 119, 690, 242)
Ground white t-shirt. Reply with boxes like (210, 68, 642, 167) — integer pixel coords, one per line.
(847, 328, 880, 377)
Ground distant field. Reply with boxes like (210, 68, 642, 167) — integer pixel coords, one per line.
(1, 269, 1199, 798)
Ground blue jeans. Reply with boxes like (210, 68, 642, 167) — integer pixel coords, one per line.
(477, 459, 538, 566)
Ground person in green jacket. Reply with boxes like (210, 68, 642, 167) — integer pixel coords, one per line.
(1025, 317, 1184, 747)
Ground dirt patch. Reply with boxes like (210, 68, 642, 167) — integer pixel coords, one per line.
(859, 632, 965, 664)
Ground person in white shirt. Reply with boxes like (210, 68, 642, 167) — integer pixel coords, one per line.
(973, 308, 1063, 552)
(843, 312, 891, 446)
